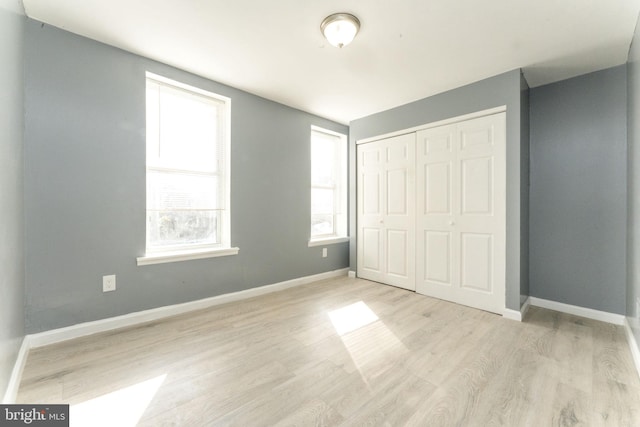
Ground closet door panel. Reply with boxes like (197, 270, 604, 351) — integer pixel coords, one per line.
(387, 228, 409, 278)
(361, 228, 381, 273)
(423, 230, 452, 286)
(357, 133, 415, 290)
(460, 232, 493, 292)
(416, 113, 505, 314)
(357, 143, 385, 283)
(461, 156, 493, 215)
(416, 124, 458, 299)
(454, 113, 505, 312)
(424, 162, 451, 215)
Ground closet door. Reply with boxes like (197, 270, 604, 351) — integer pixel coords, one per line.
(357, 133, 416, 291)
(416, 113, 506, 314)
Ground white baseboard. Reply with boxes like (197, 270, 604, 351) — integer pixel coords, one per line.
(2, 336, 30, 404)
(29, 268, 349, 348)
(348, 270, 356, 278)
(624, 317, 640, 381)
(528, 297, 625, 325)
(502, 308, 522, 321)
(502, 297, 530, 322)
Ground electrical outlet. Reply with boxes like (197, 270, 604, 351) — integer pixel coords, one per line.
(103, 275, 116, 292)
(322, 248, 328, 258)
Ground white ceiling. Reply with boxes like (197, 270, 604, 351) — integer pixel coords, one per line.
(22, 0, 640, 124)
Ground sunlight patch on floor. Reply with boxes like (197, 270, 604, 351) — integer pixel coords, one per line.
(328, 301, 379, 335)
(329, 301, 408, 385)
(70, 374, 166, 427)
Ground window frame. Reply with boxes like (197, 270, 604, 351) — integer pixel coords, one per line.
(309, 126, 348, 247)
(137, 72, 238, 266)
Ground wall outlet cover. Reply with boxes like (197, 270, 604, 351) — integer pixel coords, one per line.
(103, 275, 116, 292)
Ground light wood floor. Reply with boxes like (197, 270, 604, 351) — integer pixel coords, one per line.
(17, 276, 640, 426)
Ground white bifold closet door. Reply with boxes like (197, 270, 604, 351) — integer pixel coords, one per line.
(357, 133, 416, 291)
(356, 112, 506, 314)
(415, 113, 506, 313)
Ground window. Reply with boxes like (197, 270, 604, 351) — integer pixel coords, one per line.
(309, 126, 348, 246)
(138, 73, 237, 265)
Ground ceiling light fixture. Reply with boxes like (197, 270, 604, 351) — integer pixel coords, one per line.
(320, 13, 360, 48)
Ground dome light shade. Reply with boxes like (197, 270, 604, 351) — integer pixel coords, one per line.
(321, 13, 360, 48)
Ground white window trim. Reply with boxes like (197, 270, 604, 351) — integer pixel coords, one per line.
(137, 247, 239, 266)
(308, 237, 349, 247)
(140, 72, 237, 264)
(309, 126, 348, 246)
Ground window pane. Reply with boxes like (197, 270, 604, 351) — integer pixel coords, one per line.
(311, 188, 334, 215)
(147, 170, 220, 210)
(311, 214, 335, 237)
(147, 83, 223, 173)
(161, 87, 219, 171)
(311, 133, 336, 186)
(147, 210, 219, 248)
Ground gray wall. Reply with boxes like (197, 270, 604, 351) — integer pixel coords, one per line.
(627, 13, 640, 343)
(530, 66, 627, 314)
(24, 20, 349, 334)
(0, 1, 25, 400)
(349, 69, 526, 311)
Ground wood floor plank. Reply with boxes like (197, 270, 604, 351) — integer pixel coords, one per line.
(471, 348, 553, 427)
(550, 382, 591, 426)
(338, 368, 436, 426)
(211, 360, 348, 426)
(272, 398, 344, 427)
(400, 319, 522, 426)
(16, 277, 640, 426)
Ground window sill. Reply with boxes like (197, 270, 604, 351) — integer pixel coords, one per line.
(137, 247, 240, 266)
(308, 237, 349, 247)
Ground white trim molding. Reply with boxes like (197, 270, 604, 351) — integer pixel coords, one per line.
(137, 247, 240, 266)
(502, 297, 531, 322)
(29, 268, 349, 348)
(528, 297, 625, 325)
(308, 237, 349, 247)
(624, 317, 640, 381)
(348, 270, 356, 278)
(2, 337, 30, 404)
(502, 308, 522, 321)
